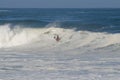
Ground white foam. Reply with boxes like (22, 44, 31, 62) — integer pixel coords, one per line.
(0, 24, 120, 50)
(0, 24, 120, 80)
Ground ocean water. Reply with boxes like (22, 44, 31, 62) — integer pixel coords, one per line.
(0, 8, 120, 80)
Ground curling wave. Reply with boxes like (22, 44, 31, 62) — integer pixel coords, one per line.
(0, 24, 120, 50)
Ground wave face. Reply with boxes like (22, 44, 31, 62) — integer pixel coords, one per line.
(0, 24, 120, 51)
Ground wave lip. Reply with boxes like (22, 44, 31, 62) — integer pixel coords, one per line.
(0, 24, 40, 48)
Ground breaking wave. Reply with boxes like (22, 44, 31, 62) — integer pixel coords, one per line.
(0, 24, 120, 50)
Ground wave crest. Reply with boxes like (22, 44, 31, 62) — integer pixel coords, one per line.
(0, 24, 120, 50)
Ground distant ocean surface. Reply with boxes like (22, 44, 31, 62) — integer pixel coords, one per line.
(0, 8, 120, 80)
(0, 8, 120, 32)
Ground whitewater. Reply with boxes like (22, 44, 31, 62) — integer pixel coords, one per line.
(0, 24, 120, 80)
(0, 8, 120, 80)
(1, 24, 120, 49)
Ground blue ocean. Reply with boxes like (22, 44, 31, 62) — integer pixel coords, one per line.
(0, 8, 120, 32)
(0, 8, 120, 80)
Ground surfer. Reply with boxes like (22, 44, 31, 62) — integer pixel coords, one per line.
(54, 34, 60, 42)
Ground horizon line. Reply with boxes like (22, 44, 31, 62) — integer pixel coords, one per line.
(0, 7, 120, 9)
